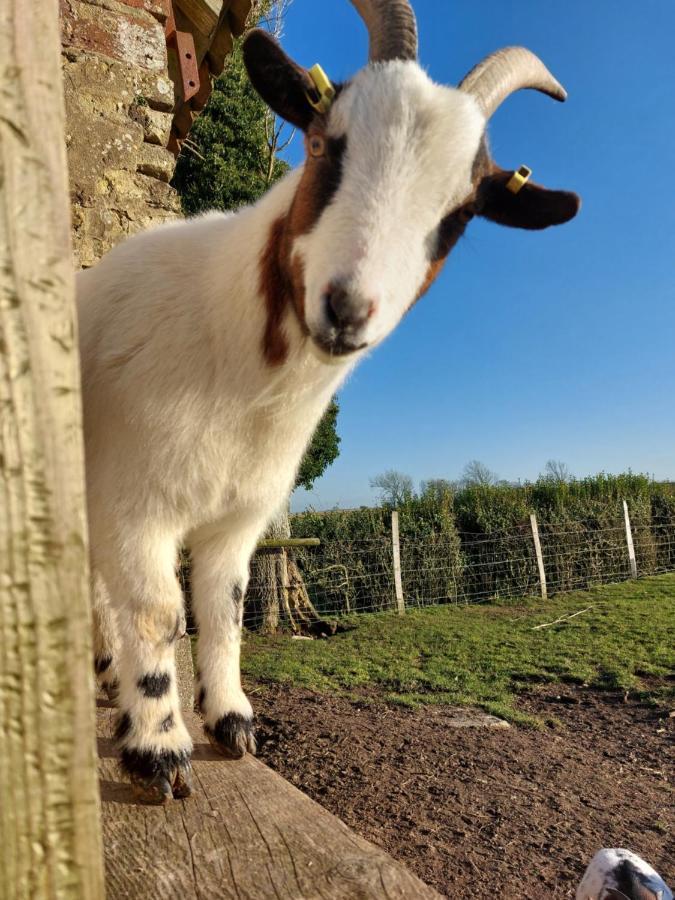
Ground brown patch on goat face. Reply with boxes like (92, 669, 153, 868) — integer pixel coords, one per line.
(410, 204, 475, 311)
(258, 131, 345, 366)
(287, 133, 346, 238)
(410, 138, 491, 312)
(288, 253, 307, 329)
(416, 257, 449, 304)
(259, 215, 291, 367)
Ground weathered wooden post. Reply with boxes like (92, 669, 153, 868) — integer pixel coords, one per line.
(0, 1, 105, 896)
(530, 513, 548, 600)
(623, 500, 638, 580)
(391, 510, 405, 614)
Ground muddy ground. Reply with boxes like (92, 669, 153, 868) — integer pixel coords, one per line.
(251, 683, 673, 899)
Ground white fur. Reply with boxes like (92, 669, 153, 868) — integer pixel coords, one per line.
(577, 849, 672, 900)
(78, 62, 485, 764)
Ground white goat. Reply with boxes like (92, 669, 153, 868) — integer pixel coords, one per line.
(78, 0, 580, 801)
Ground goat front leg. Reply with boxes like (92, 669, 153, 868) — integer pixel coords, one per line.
(100, 534, 193, 803)
(91, 570, 120, 703)
(189, 520, 260, 758)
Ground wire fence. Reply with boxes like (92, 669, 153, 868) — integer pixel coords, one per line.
(240, 509, 675, 629)
(180, 507, 675, 632)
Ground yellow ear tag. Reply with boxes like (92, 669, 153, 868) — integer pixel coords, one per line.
(306, 64, 336, 114)
(506, 165, 532, 195)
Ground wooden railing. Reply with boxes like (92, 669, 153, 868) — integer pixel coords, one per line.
(0, 1, 104, 896)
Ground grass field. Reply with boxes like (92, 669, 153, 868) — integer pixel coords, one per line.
(242, 574, 675, 724)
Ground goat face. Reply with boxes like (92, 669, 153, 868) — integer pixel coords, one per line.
(244, 1, 580, 362)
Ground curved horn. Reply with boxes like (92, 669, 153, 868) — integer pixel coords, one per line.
(349, 0, 418, 63)
(459, 47, 567, 119)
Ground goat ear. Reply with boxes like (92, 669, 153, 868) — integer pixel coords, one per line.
(242, 29, 316, 132)
(476, 167, 581, 230)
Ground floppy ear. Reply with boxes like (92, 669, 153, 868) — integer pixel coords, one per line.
(476, 166, 581, 230)
(242, 29, 316, 132)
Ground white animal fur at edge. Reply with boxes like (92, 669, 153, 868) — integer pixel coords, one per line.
(577, 849, 672, 900)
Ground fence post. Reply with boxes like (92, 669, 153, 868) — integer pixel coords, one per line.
(530, 513, 548, 600)
(391, 511, 405, 615)
(623, 500, 638, 579)
(0, 0, 105, 894)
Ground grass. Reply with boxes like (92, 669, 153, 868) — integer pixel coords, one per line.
(242, 574, 675, 725)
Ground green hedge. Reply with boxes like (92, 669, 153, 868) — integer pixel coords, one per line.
(289, 475, 675, 615)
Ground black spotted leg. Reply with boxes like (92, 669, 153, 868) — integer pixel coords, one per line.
(100, 536, 193, 803)
(189, 521, 258, 759)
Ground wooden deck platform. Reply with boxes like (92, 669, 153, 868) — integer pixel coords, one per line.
(97, 702, 442, 899)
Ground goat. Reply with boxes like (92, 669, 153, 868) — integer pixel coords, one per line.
(577, 849, 672, 900)
(78, 0, 580, 802)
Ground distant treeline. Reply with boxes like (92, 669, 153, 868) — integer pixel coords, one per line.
(288, 474, 675, 615)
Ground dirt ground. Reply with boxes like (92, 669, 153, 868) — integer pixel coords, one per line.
(251, 682, 674, 900)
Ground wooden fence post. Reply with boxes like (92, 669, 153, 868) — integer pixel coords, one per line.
(0, 1, 105, 896)
(391, 511, 405, 615)
(623, 500, 638, 579)
(530, 514, 548, 600)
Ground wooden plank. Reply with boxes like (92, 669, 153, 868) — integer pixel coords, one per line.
(530, 513, 548, 599)
(257, 538, 321, 549)
(206, 19, 234, 75)
(623, 500, 638, 579)
(173, 4, 212, 65)
(98, 705, 441, 899)
(391, 511, 405, 614)
(174, 0, 222, 37)
(0, 0, 104, 896)
(226, 0, 251, 37)
(190, 60, 213, 111)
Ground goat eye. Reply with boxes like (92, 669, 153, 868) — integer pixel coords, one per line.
(308, 135, 326, 158)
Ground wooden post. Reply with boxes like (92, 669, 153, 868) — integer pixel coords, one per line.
(623, 500, 638, 579)
(391, 511, 405, 614)
(0, 1, 105, 897)
(256, 537, 321, 549)
(530, 514, 548, 600)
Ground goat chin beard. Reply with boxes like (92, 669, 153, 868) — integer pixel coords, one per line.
(307, 343, 351, 367)
(306, 337, 364, 367)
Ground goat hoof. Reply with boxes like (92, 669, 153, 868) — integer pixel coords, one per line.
(205, 713, 256, 759)
(120, 746, 193, 803)
(131, 774, 173, 805)
(171, 765, 193, 799)
(129, 762, 192, 804)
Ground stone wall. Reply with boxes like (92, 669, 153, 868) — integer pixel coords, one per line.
(61, 0, 181, 267)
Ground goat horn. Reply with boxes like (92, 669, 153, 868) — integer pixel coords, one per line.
(349, 0, 418, 63)
(459, 47, 567, 119)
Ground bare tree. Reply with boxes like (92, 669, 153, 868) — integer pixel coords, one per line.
(543, 459, 572, 483)
(370, 470, 415, 506)
(260, 0, 296, 187)
(460, 460, 499, 488)
(420, 479, 454, 501)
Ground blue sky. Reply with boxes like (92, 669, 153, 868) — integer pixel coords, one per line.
(276, 1, 675, 511)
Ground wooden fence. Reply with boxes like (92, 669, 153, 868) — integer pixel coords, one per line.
(259, 501, 662, 629)
(0, 1, 104, 895)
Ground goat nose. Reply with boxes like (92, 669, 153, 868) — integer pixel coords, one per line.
(323, 281, 376, 330)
